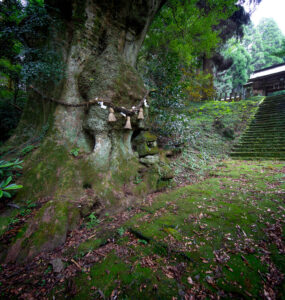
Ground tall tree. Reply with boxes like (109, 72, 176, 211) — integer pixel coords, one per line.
(257, 18, 284, 66)
(249, 18, 284, 70)
(3, 0, 167, 263)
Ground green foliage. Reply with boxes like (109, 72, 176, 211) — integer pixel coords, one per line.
(0, 159, 23, 199)
(7, 216, 20, 227)
(26, 199, 36, 209)
(21, 145, 35, 155)
(183, 70, 215, 101)
(0, 176, 22, 199)
(272, 38, 285, 58)
(0, 0, 64, 142)
(143, 0, 237, 65)
(70, 148, 80, 157)
(86, 212, 100, 229)
(0, 158, 23, 177)
(0, 96, 25, 142)
(139, 0, 240, 108)
(117, 227, 125, 237)
(216, 19, 285, 93)
(222, 39, 252, 91)
(256, 18, 285, 67)
(133, 175, 143, 185)
(0, 0, 65, 86)
(138, 239, 148, 245)
(44, 265, 52, 275)
(150, 99, 259, 183)
(53, 160, 284, 299)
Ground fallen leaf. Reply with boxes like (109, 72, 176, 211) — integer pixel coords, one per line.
(187, 276, 194, 284)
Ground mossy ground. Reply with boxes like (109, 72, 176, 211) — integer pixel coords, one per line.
(50, 159, 284, 299)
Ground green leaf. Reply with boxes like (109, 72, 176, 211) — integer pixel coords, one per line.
(0, 162, 15, 169)
(4, 184, 23, 190)
(0, 190, 3, 198)
(5, 176, 12, 186)
(3, 191, 11, 198)
(4, 183, 23, 190)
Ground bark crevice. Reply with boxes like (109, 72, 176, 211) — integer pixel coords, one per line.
(3, 0, 168, 264)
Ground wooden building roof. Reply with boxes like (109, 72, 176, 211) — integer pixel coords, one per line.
(250, 63, 285, 81)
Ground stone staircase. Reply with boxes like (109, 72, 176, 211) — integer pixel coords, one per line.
(231, 95, 285, 160)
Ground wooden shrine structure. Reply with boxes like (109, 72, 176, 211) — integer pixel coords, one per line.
(244, 63, 285, 96)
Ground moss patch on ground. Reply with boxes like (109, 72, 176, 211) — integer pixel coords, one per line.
(51, 159, 284, 299)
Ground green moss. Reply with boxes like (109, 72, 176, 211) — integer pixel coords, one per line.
(141, 131, 157, 142)
(133, 181, 148, 196)
(126, 159, 284, 297)
(10, 200, 79, 263)
(156, 178, 172, 190)
(31, 201, 69, 247)
(14, 224, 28, 241)
(64, 238, 103, 258)
(14, 139, 72, 203)
(76, 238, 102, 254)
(51, 159, 284, 299)
(0, 209, 19, 236)
(54, 253, 178, 299)
(133, 131, 159, 157)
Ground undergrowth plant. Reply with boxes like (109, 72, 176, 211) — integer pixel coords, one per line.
(0, 159, 23, 199)
(86, 212, 100, 229)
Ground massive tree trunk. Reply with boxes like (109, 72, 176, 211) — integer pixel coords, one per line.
(3, 0, 169, 263)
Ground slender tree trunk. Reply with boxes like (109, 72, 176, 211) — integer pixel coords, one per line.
(4, 0, 168, 263)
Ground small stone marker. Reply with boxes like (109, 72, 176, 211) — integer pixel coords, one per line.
(50, 258, 64, 273)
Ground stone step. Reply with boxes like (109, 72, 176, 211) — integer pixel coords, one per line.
(231, 95, 285, 160)
(252, 117, 285, 122)
(242, 131, 285, 135)
(258, 107, 285, 110)
(240, 140, 285, 143)
(241, 135, 285, 138)
(255, 109, 285, 112)
(253, 115, 285, 118)
(232, 148, 285, 153)
(231, 152, 285, 158)
(249, 125, 285, 128)
(241, 137, 285, 141)
(233, 143, 285, 147)
(251, 118, 285, 121)
(243, 132, 285, 136)
(234, 143, 285, 147)
(245, 127, 285, 131)
(252, 115, 285, 117)
(260, 102, 285, 105)
(249, 122, 285, 126)
(239, 137, 285, 140)
(248, 126, 285, 130)
(232, 157, 285, 161)
(259, 103, 285, 106)
(233, 144, 285, 148)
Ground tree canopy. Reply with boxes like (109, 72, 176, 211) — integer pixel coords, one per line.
(216, 18, 285, 93)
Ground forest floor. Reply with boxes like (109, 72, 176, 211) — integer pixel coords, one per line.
(0, 159, 284, 299)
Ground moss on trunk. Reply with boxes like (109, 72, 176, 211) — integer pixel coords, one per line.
(2, 0, 168, 263)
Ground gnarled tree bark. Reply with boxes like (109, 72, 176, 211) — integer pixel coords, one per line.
(4, 0, 168, 263)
